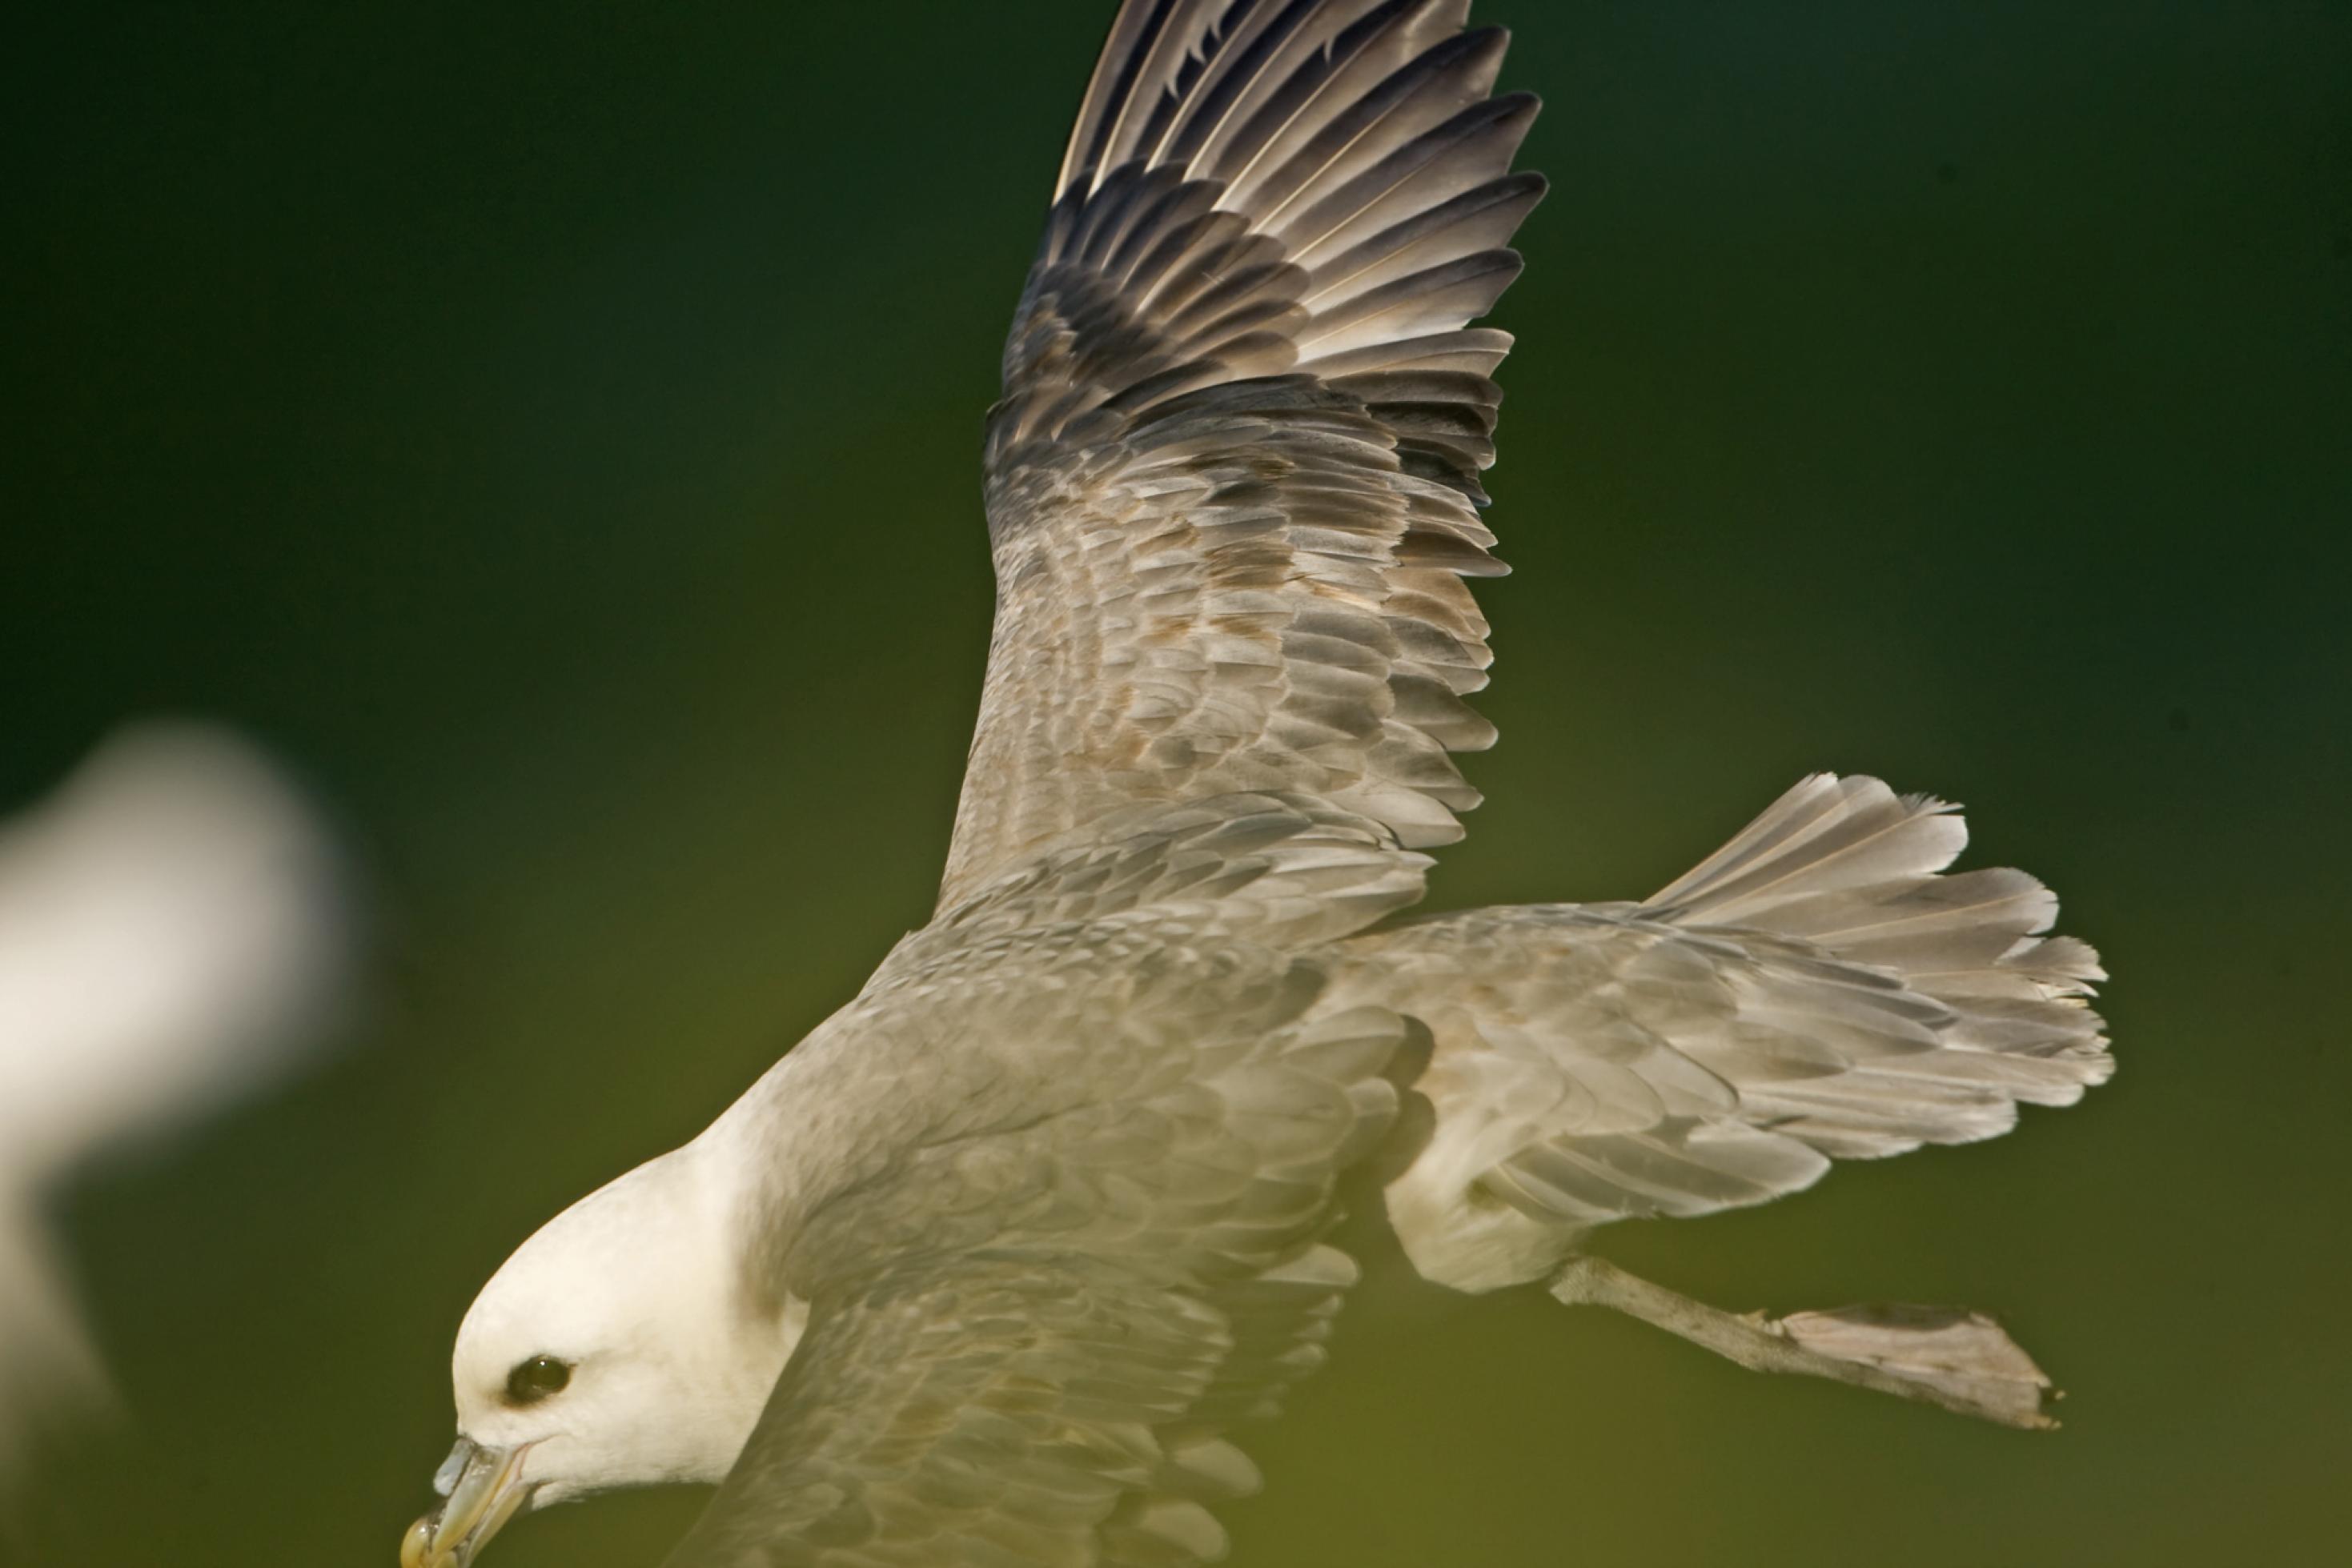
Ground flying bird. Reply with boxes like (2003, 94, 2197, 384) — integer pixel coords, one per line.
(0, 722, 350, 1484)
(404, 3, 2111, 1564)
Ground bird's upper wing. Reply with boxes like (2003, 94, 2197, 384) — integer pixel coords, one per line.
(938, 0, 1544, 909)
(668, 800, 1428, 1567)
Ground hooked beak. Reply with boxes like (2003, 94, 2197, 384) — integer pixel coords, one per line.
(400, 1437, 536, 1568)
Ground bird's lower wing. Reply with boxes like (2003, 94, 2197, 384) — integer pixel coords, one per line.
(665, 1243, 1363, 1568)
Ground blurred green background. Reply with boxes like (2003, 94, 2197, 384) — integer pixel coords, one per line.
(7, 1, 2347, 1563)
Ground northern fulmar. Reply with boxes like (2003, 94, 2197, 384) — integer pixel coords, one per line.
(403, 3, 2112, 1563)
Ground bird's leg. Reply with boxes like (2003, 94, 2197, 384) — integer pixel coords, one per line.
(1548, 1255, 2059, 1430)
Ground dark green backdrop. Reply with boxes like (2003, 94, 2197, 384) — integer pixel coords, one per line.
(8, 2, 2346, 1563)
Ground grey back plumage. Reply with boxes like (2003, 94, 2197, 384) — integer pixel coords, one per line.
(672, 800, 1428, 1566)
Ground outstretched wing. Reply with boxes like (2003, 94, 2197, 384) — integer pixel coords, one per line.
(939, 0, 1544, 908)
(667, 802, 1427, 1566)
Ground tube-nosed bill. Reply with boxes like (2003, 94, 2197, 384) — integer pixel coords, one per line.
(400, 1438, 535, 1568)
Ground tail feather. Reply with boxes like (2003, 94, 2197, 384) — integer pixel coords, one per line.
(1660, 775, 2112, 1152)
(1336, 773, 2111, 1293)
(1645, 774, 1970, 923)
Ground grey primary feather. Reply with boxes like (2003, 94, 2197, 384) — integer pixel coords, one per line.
(937, 0, 1543, 908)
(659, 2, 2109, 1560)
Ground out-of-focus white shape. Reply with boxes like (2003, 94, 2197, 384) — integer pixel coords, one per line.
(0, 721, 352, 1477)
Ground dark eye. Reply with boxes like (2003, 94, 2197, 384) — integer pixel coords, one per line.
(504, 1355, 572, 1405)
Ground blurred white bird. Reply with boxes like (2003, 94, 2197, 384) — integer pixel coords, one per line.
(0, 721, 351, 1478)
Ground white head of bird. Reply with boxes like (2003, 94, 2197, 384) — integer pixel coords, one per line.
(401, 1141, 801, 1568)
